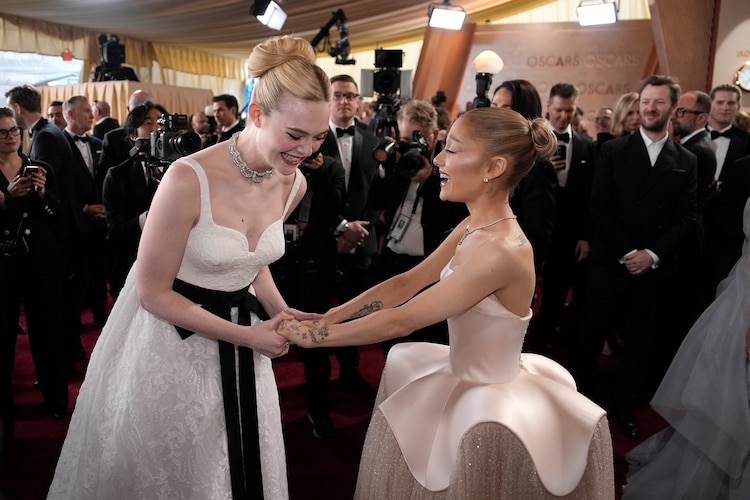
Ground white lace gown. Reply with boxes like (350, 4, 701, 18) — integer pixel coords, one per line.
(354, 259, 615, 499)
(48, 158, 300, 499)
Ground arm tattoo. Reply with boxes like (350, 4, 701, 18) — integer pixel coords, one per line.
(516, 234, 527, 247)
(348, 301, 383, 320)
(286, 320, 331, 344)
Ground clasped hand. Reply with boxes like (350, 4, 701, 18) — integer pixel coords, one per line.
(277, 316, 328, 349)
(623, 250, 654, 276)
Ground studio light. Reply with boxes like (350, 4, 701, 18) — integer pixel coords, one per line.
(472, 50, 504, 109)
(576, 1, 618, 26)
(252, 0, 287, 30)
(428, 0, 466, 31)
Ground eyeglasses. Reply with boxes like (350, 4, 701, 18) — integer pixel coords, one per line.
(674, 107, 704, 118)
(0, 127, 21, 139)
(593, 116, 612, 122)
(333, 91, 360, 102)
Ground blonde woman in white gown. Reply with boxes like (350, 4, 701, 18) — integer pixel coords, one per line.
(47, 35, 331, 499)
(279, 108, 615, 499)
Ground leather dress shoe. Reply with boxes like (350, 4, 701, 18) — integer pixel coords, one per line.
(615, 413, 641, 439)
(308, 414, 335, 440)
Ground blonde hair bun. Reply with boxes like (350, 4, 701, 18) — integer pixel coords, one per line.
(247, 36, 316, 79)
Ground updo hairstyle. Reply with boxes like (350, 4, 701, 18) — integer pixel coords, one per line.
(247, 35, 332, 114)
(461, 108, 557, 189)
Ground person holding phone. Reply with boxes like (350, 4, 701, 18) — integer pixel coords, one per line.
(0, 107, 68, 453)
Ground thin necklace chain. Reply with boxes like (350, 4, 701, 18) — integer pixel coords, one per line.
(229, 132, 275, 183)
(458, 215, 517, 245)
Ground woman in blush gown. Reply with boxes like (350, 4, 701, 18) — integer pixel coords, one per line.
(279, 108, 615, 499)
(47, 35, 331, 499)
(623, 197, 750, 500)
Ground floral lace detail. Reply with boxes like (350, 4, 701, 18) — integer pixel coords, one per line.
(48, 159, 299, 499)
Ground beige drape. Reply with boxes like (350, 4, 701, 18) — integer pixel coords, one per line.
(0, 13, 244, 95)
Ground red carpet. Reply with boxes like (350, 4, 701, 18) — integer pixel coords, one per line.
(0, 308, 664, 499)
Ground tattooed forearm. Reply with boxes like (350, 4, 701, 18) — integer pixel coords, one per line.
(516, 234, 526, 247)
(284, 320, 331, 344)
(348, 301, 383, 320)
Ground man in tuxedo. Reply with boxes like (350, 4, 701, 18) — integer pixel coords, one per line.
(573, 75, 698, 439)
(704, 83, 750, 291)
(63, 95, 108, 327)
(46, 100, 66, 130)
(300, 74, 383, 439)
(660, 90, 717, 370)
(97, 89, 154, 187)
(92, 99, 120, 140)
(212, 94, 243, 143)
(531, 82, 596, 354)
(368, 99, 468, 354)
(4, 85, 76, 416)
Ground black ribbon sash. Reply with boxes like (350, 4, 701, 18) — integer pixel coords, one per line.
(172, 278, 267, 499)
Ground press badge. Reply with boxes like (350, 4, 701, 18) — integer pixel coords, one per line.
(389, 213, 412, 243)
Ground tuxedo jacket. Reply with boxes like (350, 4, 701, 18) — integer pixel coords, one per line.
(510, 157, 556, 272)
(93, 117, 120, 140)
(555, 131, 597, 244)
(681, 130, 717, 213)
(703, 154, 750, 281)
(27, 117, 87, 238)
(591, 133, 698, 269)
(320, 126, 383, 258)
(714, 126, 750, 176)
(64, 132, 103, 205)
(102, 156, 158, 294)
(97, 127, 133, 188)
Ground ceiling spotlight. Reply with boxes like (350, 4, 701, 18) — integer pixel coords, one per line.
(252, 1, 287, 30)
(576, 1, 618, 26)
(428, 0, 466, 31)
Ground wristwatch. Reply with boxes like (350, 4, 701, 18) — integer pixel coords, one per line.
(334, 219, 349, 236)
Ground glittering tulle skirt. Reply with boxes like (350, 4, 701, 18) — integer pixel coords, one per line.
(354, 379, 614, 499)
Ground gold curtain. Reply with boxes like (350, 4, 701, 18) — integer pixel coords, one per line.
(0, 13, 244, 93)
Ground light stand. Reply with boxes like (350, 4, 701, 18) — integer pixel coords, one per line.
(471, 50, 504, 109)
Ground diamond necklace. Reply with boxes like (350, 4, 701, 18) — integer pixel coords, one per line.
(229, 132, 275, 183)
(457, 215, 517, 245)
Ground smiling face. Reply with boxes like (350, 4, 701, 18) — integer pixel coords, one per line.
(710, 89, 740, 129)
(640, 84, 674, 134)
(251, 94, 330, 175)
(433, 116, 488, 203)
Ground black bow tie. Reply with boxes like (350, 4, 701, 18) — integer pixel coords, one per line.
(336, 126, 355, 137)
(73, 135, 89, 143)
(554, 131, 570, 143)
(710, 129, 731, 140)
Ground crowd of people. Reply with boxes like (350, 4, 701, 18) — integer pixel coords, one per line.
(1, 32, 749, 498)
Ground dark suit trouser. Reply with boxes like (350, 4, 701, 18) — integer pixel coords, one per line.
(531, 231, 589, 352)
(2, 264, 69, 420)
(571, 262, 664, 415)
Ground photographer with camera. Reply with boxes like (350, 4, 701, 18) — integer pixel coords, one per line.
(102, 102, 167, 298)
(369, 99, 468, 354)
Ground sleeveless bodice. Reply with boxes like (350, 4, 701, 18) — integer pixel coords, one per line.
(447, 288, 529, 384)
(176, 157, 300, 291)
(378, 259, 606, 496)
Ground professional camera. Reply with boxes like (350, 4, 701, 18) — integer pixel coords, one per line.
(372, 49, 404, 139)
(372, 130, 429, 179)
(151, 114, 202, 163)
(129, 113, 201, 185)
